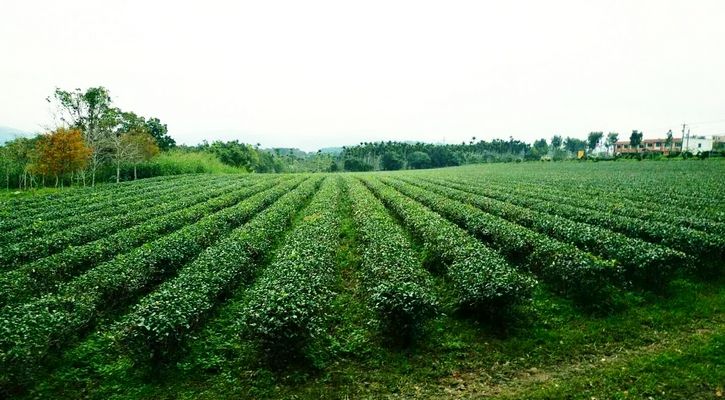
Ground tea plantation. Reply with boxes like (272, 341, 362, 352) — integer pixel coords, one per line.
(1, 161, 723, 399)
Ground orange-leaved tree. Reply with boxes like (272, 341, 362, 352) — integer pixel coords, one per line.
(33, 128, 91, 187)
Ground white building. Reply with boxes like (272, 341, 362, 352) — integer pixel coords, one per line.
(681, 135, 713, 154)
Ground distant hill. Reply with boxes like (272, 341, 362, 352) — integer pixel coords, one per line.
(318, 147, 343, 155)
(0, 126, 32, 145)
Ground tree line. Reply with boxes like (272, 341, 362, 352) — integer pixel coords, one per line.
(0, 86, 341, 189)
(2, 85, 680, 188)
(336, 132, 629, 171)
(1, 87, 175, 189)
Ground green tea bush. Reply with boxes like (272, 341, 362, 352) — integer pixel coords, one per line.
(240, 178, 342, 361)
(116, 177, 320, 364)
(346, 178, 437, 341)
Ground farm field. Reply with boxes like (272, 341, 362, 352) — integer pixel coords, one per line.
(0, 160, 723, 399)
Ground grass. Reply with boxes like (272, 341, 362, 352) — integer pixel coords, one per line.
(0, 187, 61, 200)
(496, 330, 723, 400)
(136, 150, 245, 176)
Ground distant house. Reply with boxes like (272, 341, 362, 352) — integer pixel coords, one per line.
(615, 138, 682, 154)
(614, 135, 719, 155)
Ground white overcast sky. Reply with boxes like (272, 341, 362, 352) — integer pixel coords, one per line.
(2, 0, 725, 151)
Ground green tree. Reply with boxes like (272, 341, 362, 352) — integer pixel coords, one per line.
(630, 130, 643, 153)
(551, 135, 563, 149)
(343, 158, 373, 172)
(381, 151, 404, 170)
(587, 132, 604, 153)
(3, 137, 37, 189)
(208, 140, 258, 171)
(531, 138, 549, 158)
(564, 137, 586, 153)
(145, 117, 175, 151)
(665, 130, 673, 152)
(428, 146, 459, 168)
(116, 112, 175, 152)
(254, 151, 284, 173)
(407, 151, 432, 169)
(116, 111, 146, 135)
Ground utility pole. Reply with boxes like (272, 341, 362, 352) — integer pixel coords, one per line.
(686, 127, 691, 153)
(681, 123, 687, 153)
